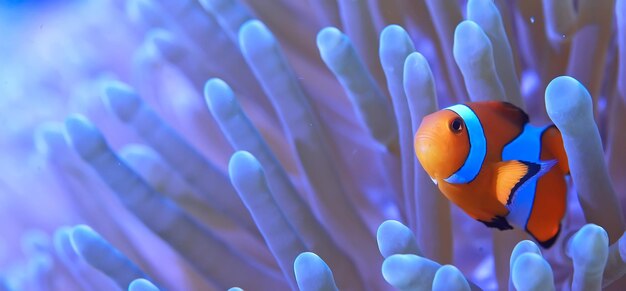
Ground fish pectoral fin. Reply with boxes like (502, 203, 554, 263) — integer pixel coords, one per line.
(478, 215, 513, 230)
(494, 160, 556, 206)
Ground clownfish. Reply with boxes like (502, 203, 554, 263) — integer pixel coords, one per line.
(414, 101, 570, 248)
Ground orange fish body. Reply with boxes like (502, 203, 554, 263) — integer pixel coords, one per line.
(414, 101, 569, 248)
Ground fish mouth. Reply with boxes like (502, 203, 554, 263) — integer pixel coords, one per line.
(430, 176, 438, 185)
(414, 134, 438, 156)
(413, 134, 440, 179)
(414, 131, 438, 143)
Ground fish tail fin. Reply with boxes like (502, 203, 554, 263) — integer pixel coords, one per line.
(542, 126, 570, 174)
(494, 160, 556, 206)
(532, 223, 562, 249)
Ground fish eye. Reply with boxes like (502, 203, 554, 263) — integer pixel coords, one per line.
(450, 118, 463, 133)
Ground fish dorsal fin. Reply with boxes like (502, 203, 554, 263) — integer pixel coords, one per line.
(478, 101, 529, 127)
(494, 160, 556, 205)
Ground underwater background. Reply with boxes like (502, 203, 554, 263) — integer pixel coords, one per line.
(0, 0, 625, 290)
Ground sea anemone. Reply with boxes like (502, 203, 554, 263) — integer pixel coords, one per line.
(1, 0, 625, 290)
